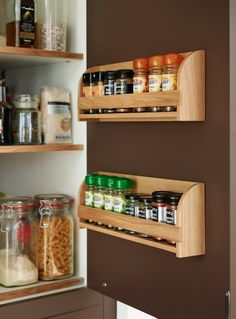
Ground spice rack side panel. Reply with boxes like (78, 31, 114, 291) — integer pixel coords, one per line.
(78, 172, 205, 258)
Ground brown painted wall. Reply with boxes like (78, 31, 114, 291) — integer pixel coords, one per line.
(87, 0, 230, 318)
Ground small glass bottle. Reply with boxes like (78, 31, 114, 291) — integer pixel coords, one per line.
(125, 194, 139, 235)
(138, 196, 153, 238)
(133, 58, 149, 94)
(162, 53, 182, 91)
(166, 193, 182, 244)
(151, 191, 168, 241)
(92, 72, 104, 97)
(6, 0, 36, 48)
(113, 178, 130, 214)
(115, 70, 134, 95)
(104, 176, 116, 211)
(149, 55, 164, 93)
(0, 69, 12, 145)
(93, 175, 107, 209)
(104, 71, 116, 96)
(85, 174, 95, 207)
(82, 73, 93, 98)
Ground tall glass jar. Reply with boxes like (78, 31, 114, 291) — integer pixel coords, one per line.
(37, 0, 68, 51)
(35, 194, 74, 281)
(133, 58, 149, 94)
(6, 0, 36, 48)
(0, 196, 38, 287)
(12, 94, 42, 145)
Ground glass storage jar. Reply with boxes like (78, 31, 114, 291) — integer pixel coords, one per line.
(37, 0, 67, 51)
(12, 94, 41, 145)
(0, 196, 38, 287)
(114, 70, 134, 95)
(35, 194, 74, 281)
(6, 0, 36, 48)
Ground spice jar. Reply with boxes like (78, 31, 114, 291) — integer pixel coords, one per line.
(0, 69, 12, 145)
(104, 176, 116, 212)
(37, 0, 68, 51)
(149, 55, 164, 93)
(82, 73, 93, 98)
(133, 58, 149, 94)
(104, 71, 116, 96)
(92, 72, 104, 96)
(152, 191, 168, 241)
(35, 194, 74, 280)
(0, 197, 38, 287)
(6, 0, 36, 48)
(125, 194, 139, 217)
(93, 175, 107, 210)
(12, 94, 42, 145)
(162, 53, 182, 91)
(166, 193, 182, 245)
(138, 196, 153, 238)
(85, 174, 95, 207)
(115, 70, 134, 95)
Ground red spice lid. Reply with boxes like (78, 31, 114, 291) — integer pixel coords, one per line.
(133, 57, 149, 70)
(149, 55, 164, 67)
(164, 53, 183, 66)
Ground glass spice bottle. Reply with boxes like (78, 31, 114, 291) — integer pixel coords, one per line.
(115, 70, 134, 95)
(138, 196, 153, 238)
(151, 191, 168, 241)
(133, 58, 149, 94)
(162, 53, 182, 91)
(82, 73, 93, 98)
(166, 192, 182, 244)
(6, 0, 36, 48)
(92, 72, 104, 97)
(149, 55, 164, 93)
(0, 69, 12, 145)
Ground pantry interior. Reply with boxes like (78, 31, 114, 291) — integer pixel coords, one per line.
(0, 0, 234, 319)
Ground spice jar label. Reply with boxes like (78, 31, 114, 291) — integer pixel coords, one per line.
(166, 209, 176, 225)
(149, 75, 162, 92)
(82, 86, 92, 97)
(113, 196, 126, 213)
(104, 194, 113, 211)
(85, 190, 93, 207)
(94, 192, 104, 209)
(162, 74, 177, 91)
(138, 208, 152, 219)
(133, 77, 148, 93)
(92, 84, 104, 96)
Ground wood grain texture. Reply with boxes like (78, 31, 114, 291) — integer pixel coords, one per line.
(0, 144, 84, 153)
(78, 172, 205, 257)
(0, 277, 84, 302)
(78, 50, 205, 122)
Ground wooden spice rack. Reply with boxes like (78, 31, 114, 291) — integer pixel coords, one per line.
(78, 172, 205, 258)
(78, 50, 205, 122)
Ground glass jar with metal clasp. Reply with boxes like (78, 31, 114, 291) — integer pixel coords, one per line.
(35, 194, 74, 281)
(0, 197, 38, 287)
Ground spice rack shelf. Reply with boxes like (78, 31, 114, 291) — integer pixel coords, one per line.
(0, 276, 84, 303)
(0, 46, 84, 69)
(78, 172, 205, 258)
(0, 144, 84, 154)
(78, 50, 205, 122)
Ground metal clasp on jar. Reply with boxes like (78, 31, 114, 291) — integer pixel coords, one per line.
(0, 204, 15, 233)
(39, 200, 53, 228)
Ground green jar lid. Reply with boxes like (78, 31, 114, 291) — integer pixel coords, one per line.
(106, 176, 117, 189)
(94, 175, 107, 187)
(114, 177, 130, 189)
(124, 178, 133, 189)
(85, 174, 95, 185)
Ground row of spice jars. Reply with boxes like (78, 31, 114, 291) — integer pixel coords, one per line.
(0, 194, 74, 287)
(82, 53, 183, 98)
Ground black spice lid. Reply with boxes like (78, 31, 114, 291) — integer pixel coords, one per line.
(116, 69, 134, 79)
(92, 71, 104, 83)
(152, 191, 170, 200)
(139, 195, 153, 204)
(104, 71, 117, 80)
(83, 72, 92, 83)
(167, 192, 182, 205)
(125, 194, 140, 200)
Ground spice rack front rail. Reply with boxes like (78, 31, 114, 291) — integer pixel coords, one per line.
(78, 50, 205, 122)
(78, 172, 205, 258)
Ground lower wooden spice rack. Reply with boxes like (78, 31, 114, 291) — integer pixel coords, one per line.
(78, 172, 205, 258)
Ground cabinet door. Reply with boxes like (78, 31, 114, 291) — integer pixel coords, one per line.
(86, 0, 230, 318)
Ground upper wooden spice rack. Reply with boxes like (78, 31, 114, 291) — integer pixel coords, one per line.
(78, 50, 205, 122)
(78, 172, 205, 258)
(0, 46, 83, 69)
(0, 144, 84, 154)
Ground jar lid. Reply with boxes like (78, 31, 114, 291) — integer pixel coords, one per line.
(14, 94, 39, 110)
(85, 174, 95, 186)
(164, 53, 182, 66)
(83, 72, 92, 83)
(114, 177, 130, 189)
(47, 101, 70, 106)
(149, 55, 164, 67)
(139, 195, 153, 204)
(94, 175, 107, 187)
(116, 69, 134, 79)
(125, 193, 140, 200)
(92, 71, 104, 83)
(34, 194, 74, 207)
(133, 58, 149, 70)
(0, 196, 34, 210)
(152, 191, 169, 199)
(106, 176, 117, 189)
(167, 192, 182, 205)
(104, 71, 117, 80)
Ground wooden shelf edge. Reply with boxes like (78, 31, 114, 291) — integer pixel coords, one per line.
(79, 205, 181, 242)
(80, 222, 177, 254)
(0, 46, 84, 61)
(0, 276, 84, 302)
(0, 144, 84, 154)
